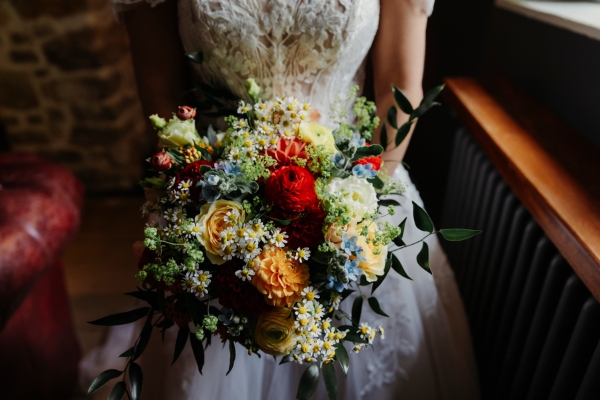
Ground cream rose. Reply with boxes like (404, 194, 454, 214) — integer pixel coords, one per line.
(348, 221, 387, 282)
(298, 121, 337, 153)
(195, 200, 245, 265)
(254, 308, 296, 356)
(327, 175, 378, 219)
(157, 116, 200, 148)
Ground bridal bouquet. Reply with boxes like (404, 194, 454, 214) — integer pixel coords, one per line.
(87, 80, 478, 400)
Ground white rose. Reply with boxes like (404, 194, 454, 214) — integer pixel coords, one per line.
(327, 175, 378, 219)
(157, 117, 199, 148)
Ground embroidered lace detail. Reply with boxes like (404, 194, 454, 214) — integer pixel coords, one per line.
(178, 0, 380, 127)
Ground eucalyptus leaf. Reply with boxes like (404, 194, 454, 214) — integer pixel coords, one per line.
(118, 346, 134, 358)
(129, 362, 143, 400)
(172, 325, 190, 365)
(417, 242, 431, 274)
(226, 340, 236, 376)
(367, 297, 390, 318)
(323, 363, 338, 400)
(185, 51, 204, 64)
(380, 123, 388, 150)
(387, 106, 398, 130)
(190, 332, 205, 375)
(439, 229, 482, 241)
(108, 381, 126, 400)
(133, 310, 154, 361)
(395, 120, 414, 147)
(87, 369, 123, 396)
(351, 296, 363, 325)
(392, 85, 414, 114)
(89, 307, 150, 326)
(296, 364, 320, 400)
(334, 343, 350, 376)
(124, 290, 159, 309)
(412, 201, 433, 233)
(391, 253, 412, 280)
(353, 144, 384, 160)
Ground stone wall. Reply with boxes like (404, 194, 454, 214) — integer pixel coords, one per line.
(0, 0, 147, 191)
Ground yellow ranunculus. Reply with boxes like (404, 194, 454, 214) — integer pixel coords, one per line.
(347, 221, 387, 282)
(195, 200, 245, 265)
(298, 121, 337, 153)
(254, 308, 296, 356)
(157, 117, 200, 148)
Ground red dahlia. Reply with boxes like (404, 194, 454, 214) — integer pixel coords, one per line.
(175, 159, 213, 202)
(214, 263, 271, 316)
(271, 203, 327, 249)
(265, 165, 318, 213)
(265, 137, 307, 166)
(353, 155, 383, 171)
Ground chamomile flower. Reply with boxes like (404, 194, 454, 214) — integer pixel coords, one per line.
(182, 271, 198, 293)
(237, 100, 251, 114)
(219, 226, 236, 246)
(268, 228, 288, 248)
(359, 322, 374, 344)
(293, 301, 313, 320)
(224, 209, 240, 224)
(254, 134, 270, 150)
(235, 118, 248, 129)
(219, 243, 237, 261)
(295, 247, 311, 263)
(177, 179, 193, 191)
(228, 148, 242, 163)
(239, 239, 261, 260)
(308, 323, 322, 338)
(301, 286, 320, 301)
(352, 344, 365, 353)
(170, 189, 192, 205)
(235, 266, 255, 281)
(378, 325, 385, 340)
(194, 283, 209, 298)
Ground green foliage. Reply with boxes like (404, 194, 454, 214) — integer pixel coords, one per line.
(412, 201, 434, 233)
(297, 364, 321, 400)
(391, 253, 412, 280)
(352, 296, 363, 325)
(227, 340, 236, 376)
(439, 229, 482, 241)
(88, 307, 150, 326)
(417, 242, 431, 274)
(367, 297, 389, 318)
(129, 362, 143, 400)
(323, 362, 338, 400)
(87, 369, 123, 396)
(173, 326, 190, 365)
(190, 331, 205, 374)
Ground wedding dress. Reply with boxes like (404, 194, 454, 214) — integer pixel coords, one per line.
(80, 1, 479, 398)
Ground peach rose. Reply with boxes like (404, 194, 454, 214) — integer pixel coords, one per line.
(254, 307, 296, 356)
(252, 247, 309, 307)
(195, 200, 245, 265)
(349, 221, 387, 282)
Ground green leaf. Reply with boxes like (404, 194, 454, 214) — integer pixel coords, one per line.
(334, 343, 350, 376)
(351, 296, 363, 325)
(378, 198, 400, 207)
(412, 201, 433, 233)
(124, 290, 159, 309)
(133, 310, 154, 361)
(391, 253, 412, 280)
(118, 346, 135, 358)
(395, 120, 414, 147)
(367, 176, 384, 190)
(129, 362, 143, 400)
(87, 369, 122, 396)
(367, 297, 390, 318)
(323, 363, 338, 400)
(387, 106, 398, 130)
(439, 229, 482, 241)
(184, 293, 204, 325)
(279, 353, 294, 365)
(359, 275, 370, 286)
(172, 325, 189, 365)
(417, 242, 431, 274)
(410, 102, 440, 120)
(353, 144, 384, 160)
(269, 216, 294, 226)
(198, 146, 213, 161)
(343, 331, 367, 344)
(392, 85, 414, 114)
(371, 255, 392, 295)
(190, 331, 205, 374)
(422, 84, 445, 105)
(200, 165, 213, 175)
(392, 217, 407, 247)
(89, 307, 150, 326)
(226, 340, 236, 376)
(108, 381, 126, 400)
(185, 51, 204, 64)
(296, 364, 320, 400)
(380, 123, 388, 149)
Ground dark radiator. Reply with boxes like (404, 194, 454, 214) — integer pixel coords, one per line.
(441, 128, 600, 400)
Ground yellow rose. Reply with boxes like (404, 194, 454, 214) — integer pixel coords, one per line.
(195, 200, 245, 265)
(254, 308, 296, 356)
(157, 117, 199, 148)
(324, 217, 361, 246)
(298, 121, 337, 153)
(347, 221, 387, 282)
(252, 247, 309, 307)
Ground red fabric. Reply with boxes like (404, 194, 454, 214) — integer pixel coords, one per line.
(0, 260, 81, 399)
(0, 153, 83, 398)
(0, 153, 83, 327)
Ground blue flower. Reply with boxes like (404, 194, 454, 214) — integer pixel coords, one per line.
(350, 133, 366, 148)
(331, 152, 345, 168)
(341, 233, 362, 256)
(214, 161, 241, 176)
(200, 181, 220, 203)
(218, 308, 234, 326)
(352, 163, 377, 179)
(326, 275, 346, 292)
(345, 259, 363, 282)
(207, 175, 220, 185)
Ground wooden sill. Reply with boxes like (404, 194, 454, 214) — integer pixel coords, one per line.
(444, 77, 600, 302)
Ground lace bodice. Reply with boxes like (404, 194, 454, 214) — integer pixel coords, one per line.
(113, 0, 434, 125)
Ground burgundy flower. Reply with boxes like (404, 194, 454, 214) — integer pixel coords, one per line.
(150, 151, 172, 171)
(214, 263, 271, 316)
(176, 105, 196, 121)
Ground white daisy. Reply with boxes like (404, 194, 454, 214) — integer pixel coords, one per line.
(235, 267, 255, 281)
(237, 100, 251, 114)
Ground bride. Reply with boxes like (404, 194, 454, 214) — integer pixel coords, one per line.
(81, 0, 480, 398)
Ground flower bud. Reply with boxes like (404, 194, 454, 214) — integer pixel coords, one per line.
(177, 105, 196, 121)
(150, 151, 172, 171)
(149, 114, 167, 130)
(246, 78, 261, 99)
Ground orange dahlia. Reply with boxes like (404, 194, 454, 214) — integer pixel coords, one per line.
(252, 247, 309, 307)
